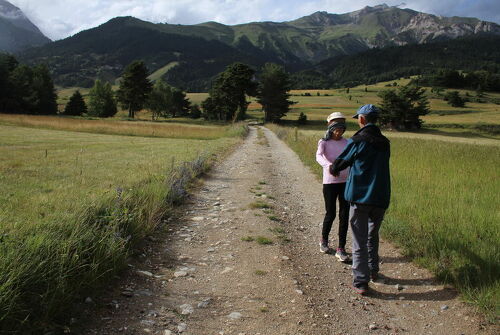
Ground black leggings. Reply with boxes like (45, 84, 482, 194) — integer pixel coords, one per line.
(322, 183, 349, 249)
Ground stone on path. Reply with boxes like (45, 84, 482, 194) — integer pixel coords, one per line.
(174, 271, 188, 278)
(137, 270, 154, 277)
(180, 304, 194, 315)
(228, 312, 242, 320)
(178, 323, 187, 332)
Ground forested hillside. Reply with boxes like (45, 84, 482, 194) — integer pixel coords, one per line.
(292, 35, 500, 89)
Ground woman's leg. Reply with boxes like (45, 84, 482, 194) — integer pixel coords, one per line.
(321, 184, 336, 242)
(336, 183, 349, 250)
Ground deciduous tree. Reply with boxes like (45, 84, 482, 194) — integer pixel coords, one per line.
(202, 63, 256, 122)
(88, 80, 117, 117)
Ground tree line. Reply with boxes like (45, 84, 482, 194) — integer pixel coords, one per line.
(411, 69, 500, 92)
(110, 60, 294, 122)
(0, 54, 58, 115)
(1, 53, 294, 123)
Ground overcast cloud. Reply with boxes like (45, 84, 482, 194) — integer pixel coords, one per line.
(9, 0, 500, 40)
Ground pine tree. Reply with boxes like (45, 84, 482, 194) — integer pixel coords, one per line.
(63, 90, 87, 116)
(257, 63, 294, 122)
(31, 65, 58, 115)
(117, 60, 152, 118)
(378, 84, 429, 129)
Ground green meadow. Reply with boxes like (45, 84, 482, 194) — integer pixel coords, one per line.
(0, 121, 245, 331)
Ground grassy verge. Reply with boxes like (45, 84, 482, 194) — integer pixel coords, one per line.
(267, 124, 499, 319)
(0, 123, 246, 332)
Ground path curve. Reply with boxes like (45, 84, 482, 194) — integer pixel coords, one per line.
(82, 126, 495, 335)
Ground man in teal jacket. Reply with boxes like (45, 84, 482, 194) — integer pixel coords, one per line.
(331, 104, 390, 295)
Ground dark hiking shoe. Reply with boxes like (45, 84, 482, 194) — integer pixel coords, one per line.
(335, 248, 349, 262)
(370, 271, 385, 284)
(319, 239, 330, 253)
(353, 284, 369, 295)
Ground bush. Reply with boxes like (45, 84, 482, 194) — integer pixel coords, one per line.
(297, 112, 307, 125)
(189, 104, 201, 119)
(444, 91, 466, 107)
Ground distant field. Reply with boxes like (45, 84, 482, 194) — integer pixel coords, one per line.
(246, 79, 500, 139)
(58, 78, 500, 137)
(267, 124, 499, 317)
(0, 122, 244, 331)
(148, 61, 180, 82)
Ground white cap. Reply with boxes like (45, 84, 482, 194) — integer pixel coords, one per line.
(326, 112, 346, 123)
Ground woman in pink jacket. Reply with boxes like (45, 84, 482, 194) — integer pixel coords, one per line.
(316, 112, 350, 262)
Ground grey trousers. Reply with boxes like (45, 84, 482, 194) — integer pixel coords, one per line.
(349, 203, 386, 286)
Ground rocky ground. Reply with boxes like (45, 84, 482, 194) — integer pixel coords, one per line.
(78, 126, 496, 335)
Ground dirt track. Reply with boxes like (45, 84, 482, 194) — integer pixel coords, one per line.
(81, 126, 495, 335)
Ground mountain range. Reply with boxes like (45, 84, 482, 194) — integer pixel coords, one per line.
(0, 0, 50, 52)
(15, 3, 500, 90)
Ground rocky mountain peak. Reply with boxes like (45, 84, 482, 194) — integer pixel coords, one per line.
(0, 0, 45, 35)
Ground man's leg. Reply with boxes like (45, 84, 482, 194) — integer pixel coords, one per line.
(349, 203, 370, 287)
(367, 206, 385, 275)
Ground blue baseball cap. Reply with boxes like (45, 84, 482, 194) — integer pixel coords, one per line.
(353, 104, 378, 119)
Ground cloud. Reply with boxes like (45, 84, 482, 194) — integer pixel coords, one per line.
(8, 0, 500, 40)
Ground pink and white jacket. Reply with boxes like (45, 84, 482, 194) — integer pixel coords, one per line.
(316, 138, 349, 184)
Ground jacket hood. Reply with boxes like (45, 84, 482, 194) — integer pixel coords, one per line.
(351, 124, 390, 151)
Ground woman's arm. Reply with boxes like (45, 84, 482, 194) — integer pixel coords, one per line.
(316, 140, 331, 167)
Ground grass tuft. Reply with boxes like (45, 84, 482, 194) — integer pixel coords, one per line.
(249, 201, 273, 209)
(241, 236, 255, 242)
(255, 236, 273, 245)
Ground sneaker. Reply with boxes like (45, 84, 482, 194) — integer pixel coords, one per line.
(353, 284, 369, 295)
(335, 248, 349, 262)
(370, 271, 385, 284)
(319, 239, 330, 253)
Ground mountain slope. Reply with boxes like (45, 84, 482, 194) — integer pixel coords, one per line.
(0, 0, 50, 52)
(19, 17, 273, 90)
(18, 4, 500, 90)
(146, 4, 500, 64)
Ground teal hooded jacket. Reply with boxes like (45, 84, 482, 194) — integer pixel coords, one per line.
(332, 124, 391, 209)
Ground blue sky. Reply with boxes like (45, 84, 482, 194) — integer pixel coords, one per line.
(9, 0, 500, 40)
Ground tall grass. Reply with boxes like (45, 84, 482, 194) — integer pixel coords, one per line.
(0, 124, 245, 332)
(0, 114, 242, 140)
(268, 124, 500, 317)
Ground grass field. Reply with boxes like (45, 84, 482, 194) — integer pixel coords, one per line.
(0, 121, 245, 331)
(267, 124, 499, 318)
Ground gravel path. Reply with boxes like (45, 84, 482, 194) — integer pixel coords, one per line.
(80, 126, 495, 335)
